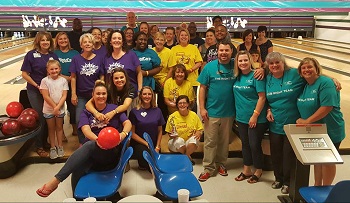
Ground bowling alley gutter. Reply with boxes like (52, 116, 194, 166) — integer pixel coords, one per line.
(0, 53, 26, 69)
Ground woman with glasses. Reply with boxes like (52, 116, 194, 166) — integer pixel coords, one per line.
(166, 95, 203, 165)
(124, 27, 135, 51)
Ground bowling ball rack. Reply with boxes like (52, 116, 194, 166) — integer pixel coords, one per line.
(0, 115, 40, 178)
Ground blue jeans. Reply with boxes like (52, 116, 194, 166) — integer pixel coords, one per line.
(237, 121, 268, 169)
(76, 96, 90, 144)
(66, 85, 76, 124)
(27, 89, 47, 148)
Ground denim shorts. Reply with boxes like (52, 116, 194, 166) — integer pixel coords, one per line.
(43, 112, 65, 119)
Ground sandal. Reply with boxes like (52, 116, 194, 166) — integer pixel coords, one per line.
(234, 172, 252, 181)
(247, 174, 262, 184)
(36, 184, 58, 197)
(36, 148, 48, 157)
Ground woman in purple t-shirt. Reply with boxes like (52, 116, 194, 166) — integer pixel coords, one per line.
(104, 30, 142, 95)
(21, 31, 58, 157)
(69, 33, 105, 145)
(36, 80, 131, 197)
(129, 86, 165, 170)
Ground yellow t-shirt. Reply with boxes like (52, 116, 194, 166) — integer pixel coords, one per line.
(152, 47, 171, 85)
(165, 111, 203, 141)
(163, 78, 195, 114)
(168, 44, 203, 86)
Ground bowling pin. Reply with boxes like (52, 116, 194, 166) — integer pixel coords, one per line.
(0, 32, 3, 38)
(21, 32, 24, 38)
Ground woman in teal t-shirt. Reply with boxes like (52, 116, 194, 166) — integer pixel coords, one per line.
(265, 52, 306, 194)
(296, 57, 345, 186)
(233, 50, 268, 184)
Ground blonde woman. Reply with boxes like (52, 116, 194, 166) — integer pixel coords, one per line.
(129, 86, 165, 170)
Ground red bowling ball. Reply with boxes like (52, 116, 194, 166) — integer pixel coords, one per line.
(1, 119, 21, 136)
(97, 127, 121, 149)
(17, 114, 37, 129)
(6, 101, 24, 118)
(20, 108, 39, 121)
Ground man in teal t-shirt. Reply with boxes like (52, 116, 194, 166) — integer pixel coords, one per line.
(197, 41, 236, 181)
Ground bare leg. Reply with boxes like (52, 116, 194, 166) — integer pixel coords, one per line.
(177, 146, 186, 154)
(322, 164, 336, 186)
(46, 118, 56, 148)
(185, 143, 198, 158)
(55, 117, 64, 147)
(314, 165, 323, 186)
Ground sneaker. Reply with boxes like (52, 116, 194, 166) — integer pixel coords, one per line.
(57, 146, 64, 157)
(271, 181, 283, 189)
(198, 172, 210, 182)
(281, 185, 289, 194)
(218, 165, 228, 176)
(49, 147, 58, 159)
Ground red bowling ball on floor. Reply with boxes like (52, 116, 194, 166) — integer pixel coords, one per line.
(1, 119, 21, 136)
(97, 127, 121, 149)
(6, 101, 24, 118)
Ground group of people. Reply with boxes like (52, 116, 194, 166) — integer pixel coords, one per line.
(19, 13, 345, 198)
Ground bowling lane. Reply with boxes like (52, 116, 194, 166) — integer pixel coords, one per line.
(270, 39, 350, 63)
(232, 39, 350, 74)
(0, 40, 33, 62)
(272, 38, 350, 54)
(296, 37, 350, 48)
(0, 60, 26, 115)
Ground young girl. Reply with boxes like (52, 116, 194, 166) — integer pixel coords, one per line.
(40, 60, 69, 159)
(249, 49, 262, 69)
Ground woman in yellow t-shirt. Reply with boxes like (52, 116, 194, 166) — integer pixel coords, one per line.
(165, 95, 203, 164)
(163, 64, 195, 114)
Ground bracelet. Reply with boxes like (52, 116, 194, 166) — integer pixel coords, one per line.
(155, 146, 160, 150)
(122, 131, 128, 136)
(253, 110, 260, 115)
(113, 109, 119, 114)
(267, 108, 271, 112)
(146, 71, 149, 76)
(94, 110, 99, 115)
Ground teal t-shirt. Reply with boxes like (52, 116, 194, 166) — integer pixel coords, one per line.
(234, 71, 267, 124)
(197, 59, 236, 118)
(133, 48, 161, 90)
(297, 75, 345, 143)
(54, 49, 80, 76)
(266, 68, 305, 135)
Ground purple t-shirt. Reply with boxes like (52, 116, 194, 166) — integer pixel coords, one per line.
(78, 104, 128, 142)
(21, 50, 58, 91)
(129, 107, 165, 146)
(93, 45, 108, 58)
(69, 54, 105, 98)
(104, 51, 140, 94)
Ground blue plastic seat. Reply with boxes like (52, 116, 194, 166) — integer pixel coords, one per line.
(143, 132, 193, 173)
(74, 146, 133, 199)
(299, 180, 350, 203)
(143, 150, 203, 200)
